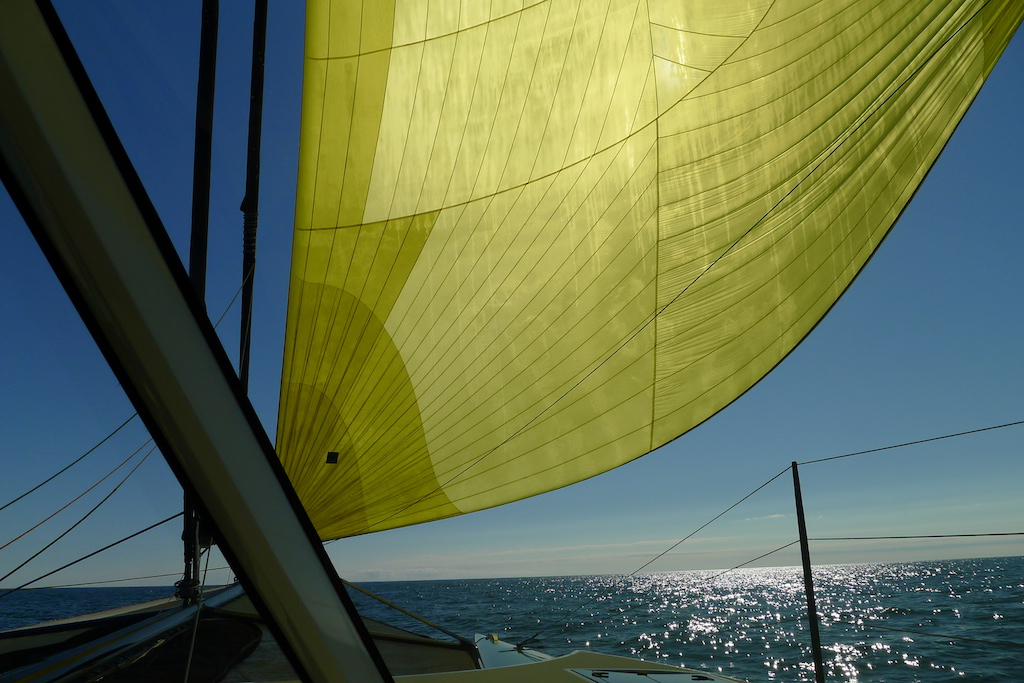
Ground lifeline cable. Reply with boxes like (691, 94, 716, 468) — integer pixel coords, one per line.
(0, 281, 247, 581)
(626, 466, 791, 578)
(519, 418, 1023, 649)
(701, 541, 799, 584)
(343, 579, 472, 646)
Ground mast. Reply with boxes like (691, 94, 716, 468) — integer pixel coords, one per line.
(180, 0, 220, 607)
(0, 3, 392, 677)
(188, 0, 218, 300)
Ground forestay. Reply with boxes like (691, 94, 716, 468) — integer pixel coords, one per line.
(277, 0, 1023, 538)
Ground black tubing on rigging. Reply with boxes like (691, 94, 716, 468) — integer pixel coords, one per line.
(237, 0, 268, 393)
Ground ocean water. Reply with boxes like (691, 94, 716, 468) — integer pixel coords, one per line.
(349, 557, 1024, 682)
(2, 557, 1022, 681)
(0, 586, 172, 632)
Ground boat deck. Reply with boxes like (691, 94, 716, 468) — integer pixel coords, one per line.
(215, 592, 479, 678)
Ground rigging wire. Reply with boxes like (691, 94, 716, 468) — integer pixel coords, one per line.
(343, 579, 472, 646)
(0, 272, 252, 520)
(811, 532, 1024, 541)
(213, 262, 254, 330)
(516, 539, 800, 650)
(0, 446, 156, 585)
(0, 512, 183, 600)
(626, 466, 791, 578)
(0, 439, 154, 552)
(43, 568, 229, 588)
(797, 419, 1024, 465)
(518, 534, 1019, 652)
(0, 413, 137, 514)
(183, 547, 213, 683)
(511, 418, 1024, 649)
(0, 275, 251, 587)
(701, 541, 799, 583)
(515, 467, 793, 648)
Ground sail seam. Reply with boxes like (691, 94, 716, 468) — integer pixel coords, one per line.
(409, 2, 461, 214)
(374, 143, 658, 469)
(646, 22, 749, 39)
(465, 0, 536, 210)
(341, 160, 659, 514)
(359, 0, 989, 531)
(647, 0, 658, 453)
(656, 0, 956, 197)
(308, 0, 550, 60)
(297, 123, 659, 231)
(538, 0, 616, 183)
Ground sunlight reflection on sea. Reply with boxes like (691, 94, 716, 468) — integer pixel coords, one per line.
(2, 558, 1020, 681)
(350, 556, 1024, 682)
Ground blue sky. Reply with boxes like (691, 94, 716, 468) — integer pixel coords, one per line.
(0, 4, 1021, 588)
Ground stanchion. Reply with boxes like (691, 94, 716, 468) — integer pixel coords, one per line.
(792, 461, 825, 682)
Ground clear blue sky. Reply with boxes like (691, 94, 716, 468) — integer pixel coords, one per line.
(0, 4, 1021, 588)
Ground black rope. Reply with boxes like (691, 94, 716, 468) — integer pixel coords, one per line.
(798, 419, 1024, 465)
(0, 414, 137, 513)
(213, 263, 254, 329)
(237, 0, 268, 393)
(0, 512, 183, 600)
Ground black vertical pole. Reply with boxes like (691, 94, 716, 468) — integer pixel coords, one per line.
(187, 0, 219, 304)
(238, 0, 268, 393)
(792, 461, 826, 683)
(181, 0, 219, 608)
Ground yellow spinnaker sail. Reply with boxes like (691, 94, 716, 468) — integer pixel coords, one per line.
(278, 0, 1022, 539)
